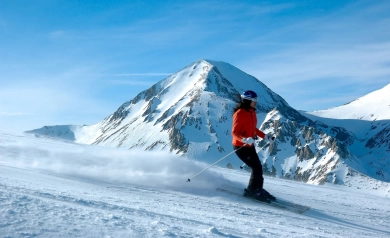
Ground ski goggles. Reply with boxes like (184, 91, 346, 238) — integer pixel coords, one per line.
(242, 96, 258, 102)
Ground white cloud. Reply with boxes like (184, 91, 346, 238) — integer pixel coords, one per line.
(0, 112, 33, 116)
(245, 42, 390, 87)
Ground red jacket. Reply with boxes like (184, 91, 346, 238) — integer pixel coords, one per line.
(232, 108, 265, 147)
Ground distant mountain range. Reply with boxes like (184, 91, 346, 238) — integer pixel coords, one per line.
(26, 60, 390, 191)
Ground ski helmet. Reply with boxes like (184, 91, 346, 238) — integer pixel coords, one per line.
(241, 90, 258, 102)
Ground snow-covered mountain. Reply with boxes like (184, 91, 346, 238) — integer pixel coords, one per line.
(303, 84, 390, 150)
(305, 84, 390, 121)
(302, 83, 390, 184)
(26, 60, 390, 190)
(27, 59, 297, 162)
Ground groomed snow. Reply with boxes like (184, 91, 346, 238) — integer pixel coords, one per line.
(1, 131, 389, 237)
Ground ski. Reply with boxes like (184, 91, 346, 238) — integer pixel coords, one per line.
(216, 187, 311, 214)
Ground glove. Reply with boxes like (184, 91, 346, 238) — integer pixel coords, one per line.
(241, 137, 255, 145)
(264, 134, 276, 144)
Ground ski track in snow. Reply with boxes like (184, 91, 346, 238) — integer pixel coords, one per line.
(1, 131, 390, 238)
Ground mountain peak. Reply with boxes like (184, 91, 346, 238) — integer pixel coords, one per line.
(308, 83, 390, 121)
(76, 59, 292, 155)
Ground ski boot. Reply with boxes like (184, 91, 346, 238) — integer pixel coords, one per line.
(244, 188, 271, 203)
(261, 189, 276, 201)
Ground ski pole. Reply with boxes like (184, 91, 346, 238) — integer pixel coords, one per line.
(187, 146, 243, 182)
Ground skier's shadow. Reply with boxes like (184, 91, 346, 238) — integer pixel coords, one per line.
(305, 208, 390, 236)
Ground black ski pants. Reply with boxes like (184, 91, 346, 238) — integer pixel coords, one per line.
(234, 145, 264, 191)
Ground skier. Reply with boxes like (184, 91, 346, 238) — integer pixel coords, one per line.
(232, 90, 276, 202)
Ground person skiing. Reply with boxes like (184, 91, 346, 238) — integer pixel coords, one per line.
(232, 90, 276, 202)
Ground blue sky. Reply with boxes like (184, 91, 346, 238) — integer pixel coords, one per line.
(1, 0, 389, 133)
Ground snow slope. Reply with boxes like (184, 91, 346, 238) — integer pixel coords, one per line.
(1, 131, 390, 237)
(306, 83, 390, 121)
